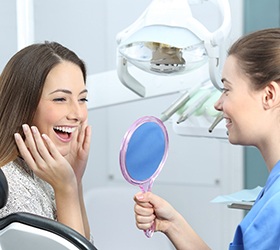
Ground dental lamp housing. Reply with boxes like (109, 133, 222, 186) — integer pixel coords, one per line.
(116, 0, 231, 97)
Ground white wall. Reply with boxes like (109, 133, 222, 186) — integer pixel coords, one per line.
(0, 1, 245, 249)
(0, 0, 17, 71)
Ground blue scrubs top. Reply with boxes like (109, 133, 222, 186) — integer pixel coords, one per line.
(229, 160, 280, 249)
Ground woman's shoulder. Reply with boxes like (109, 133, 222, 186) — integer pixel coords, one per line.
(2, 158, 34, 180)
(0, 159, 56, 219)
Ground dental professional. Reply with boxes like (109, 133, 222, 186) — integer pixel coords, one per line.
(134, 28, 280, 249)
(0, 41, 93, 242)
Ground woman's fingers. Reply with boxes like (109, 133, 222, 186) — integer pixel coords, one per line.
(14, 124, 44, 170)
(29, 126, 54, 162)
(14, 124, 57, 169)
(77, 121, 85, 144)
(82, 125, 91, 152)
(76, 122, 91, 152)
(41, 133, 63, 160)
(14, 131, 36, 167)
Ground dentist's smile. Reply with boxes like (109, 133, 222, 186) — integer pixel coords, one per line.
(225, 117, 232, 127)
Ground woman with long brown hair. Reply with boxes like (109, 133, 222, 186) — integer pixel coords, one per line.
(0, 41, 92, 242)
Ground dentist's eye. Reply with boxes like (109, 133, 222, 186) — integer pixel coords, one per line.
(221, 88, 229, 93)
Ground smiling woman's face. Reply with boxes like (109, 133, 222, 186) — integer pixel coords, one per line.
(32, 61, 88, 156)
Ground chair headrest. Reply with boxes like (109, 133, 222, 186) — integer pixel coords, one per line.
(0, 168, 8, 209)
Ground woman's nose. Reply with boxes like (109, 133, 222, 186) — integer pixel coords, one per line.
(67, 102, 84, 121)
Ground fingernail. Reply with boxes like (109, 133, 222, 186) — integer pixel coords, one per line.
(22, 124, 28, 132)
(31, 126, 37, 134)
(136, 194, 144, 200)
(42, 134, 48, 140)
(14, 133, 20, 141)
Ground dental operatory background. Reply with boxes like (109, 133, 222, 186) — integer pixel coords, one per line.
(0, 0, 278, 249)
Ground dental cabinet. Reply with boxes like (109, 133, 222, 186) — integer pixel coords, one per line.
(0, 0, 244, 249)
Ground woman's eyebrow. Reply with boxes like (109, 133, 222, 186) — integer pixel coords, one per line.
(49, 89, 88, 95)
(80, 89, 88, 95)
(49, 89, 72, 95)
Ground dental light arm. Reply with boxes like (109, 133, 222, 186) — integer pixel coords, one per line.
(117, 57, 145, 97)
(205, 0, 231, 90)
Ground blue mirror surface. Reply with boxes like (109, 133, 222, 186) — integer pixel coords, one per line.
(126, 121, 165, 181)
(119, 116, 168, 186)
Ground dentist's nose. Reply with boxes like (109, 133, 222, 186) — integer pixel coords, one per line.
(214, 95, 223, 112)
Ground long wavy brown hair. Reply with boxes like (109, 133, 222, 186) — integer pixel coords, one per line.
(0, 41, 86, 167)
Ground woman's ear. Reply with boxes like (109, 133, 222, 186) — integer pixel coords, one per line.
(263, 81, 280, 109)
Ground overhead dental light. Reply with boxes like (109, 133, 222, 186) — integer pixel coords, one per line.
(116, 0, 231, 97)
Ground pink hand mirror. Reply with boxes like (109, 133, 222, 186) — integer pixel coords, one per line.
(119, 116, 169, 237)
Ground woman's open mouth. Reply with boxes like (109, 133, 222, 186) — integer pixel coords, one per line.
(53, 126, 77, 142)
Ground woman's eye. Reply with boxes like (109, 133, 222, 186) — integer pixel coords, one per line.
(53, 98, 66, 102)
(79, 98, 88, 103)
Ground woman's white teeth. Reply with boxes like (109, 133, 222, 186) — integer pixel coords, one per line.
(54, 126, 76, 133)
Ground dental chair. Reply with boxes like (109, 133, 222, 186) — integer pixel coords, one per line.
(0, 169, 97, 250)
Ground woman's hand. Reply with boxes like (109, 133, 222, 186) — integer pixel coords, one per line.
(14, 124, 89, 236)
(14, 124, 77, 191)
(65, 121, 91, 184)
